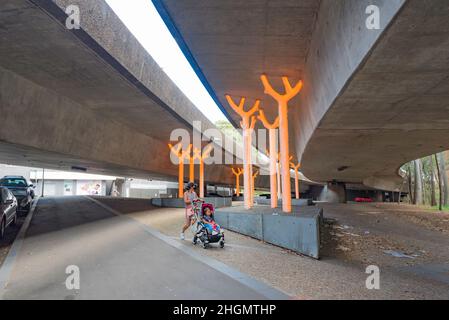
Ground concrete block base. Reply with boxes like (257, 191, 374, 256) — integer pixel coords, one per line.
(255, 197, 314, 207)
(152, 197, 232, 208)
(151, 198, 184, 208)
(215, 205, 322, 259)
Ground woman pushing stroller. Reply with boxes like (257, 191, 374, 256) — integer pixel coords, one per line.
(180, 182, 197, 240)
(180, 182, 225, 248)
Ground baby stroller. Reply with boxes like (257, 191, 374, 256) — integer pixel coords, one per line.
(191, 199, 225, 249)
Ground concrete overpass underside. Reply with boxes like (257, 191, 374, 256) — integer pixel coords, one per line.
(299, 0, 449, 191)
(158, 0, 449, 193)
(157, 0, 320, 155)
(0, 0, 253, 187)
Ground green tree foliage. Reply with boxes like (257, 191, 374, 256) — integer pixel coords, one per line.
(402, 151, 449, 210)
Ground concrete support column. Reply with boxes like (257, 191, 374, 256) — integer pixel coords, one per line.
(324, 182, 347, 203)
(374, 190, 383, 202)
(113, 178, 126, 197)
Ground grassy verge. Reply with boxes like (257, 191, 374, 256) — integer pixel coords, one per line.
(430, 205, 449, 212)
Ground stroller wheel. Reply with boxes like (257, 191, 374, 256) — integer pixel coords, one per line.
(202, 242, 208, 249)
(192, 236, 197, 245)
(219, 240, 225, 248)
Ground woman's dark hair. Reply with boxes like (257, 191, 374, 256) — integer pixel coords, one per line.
(185, 182, 196, 191)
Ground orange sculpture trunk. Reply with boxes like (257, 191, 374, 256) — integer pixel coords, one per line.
(168, 143, 192, 198)
(290, 161, 301, 200)
(189, 159, 194, 183)
(261, 75, 303, 213)
(194, 145, 212, 198)
(258, 110, 279, 209)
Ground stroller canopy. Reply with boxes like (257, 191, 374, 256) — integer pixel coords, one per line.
(201, 203, 214, 218)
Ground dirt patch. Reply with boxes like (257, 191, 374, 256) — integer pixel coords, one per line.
(321, 218, 428, 267)
(376, 204, 449, 234)
(319, 203, 449, 269)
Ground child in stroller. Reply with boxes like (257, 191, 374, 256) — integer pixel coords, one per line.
(192, 200, 225, 249)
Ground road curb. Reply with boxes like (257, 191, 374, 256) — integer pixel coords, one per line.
(86, 196, 290, 300)
(0, 198, 39, 299)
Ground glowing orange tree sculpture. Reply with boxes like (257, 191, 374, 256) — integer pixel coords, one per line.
(193, 144, 213, 198)
(168, 143, 192, 198)
(260, 75, 303, 213)
(231, 167, 244, 197)
(290, 159, 301, 200)
(258, 110, 279, 208)
(225, 95, 260, 209)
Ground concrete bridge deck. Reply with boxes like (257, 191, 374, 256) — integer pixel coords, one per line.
(156, 0, 449, 192)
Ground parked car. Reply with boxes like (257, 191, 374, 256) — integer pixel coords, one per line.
(0, 176, 34, 212)
(355, 197, 373, 203)
(0, 186, 18, 239)
(206, 192, 226, 198)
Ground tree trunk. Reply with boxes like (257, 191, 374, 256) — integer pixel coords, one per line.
(435, 154, 443, 211)
(413, 159, 423, 205)
(407, 165, 414, 204)
(437, 152, 449, 206)
(430, 157, 437, 207)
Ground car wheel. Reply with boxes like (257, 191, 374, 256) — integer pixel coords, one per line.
(0, 218, 5, 239)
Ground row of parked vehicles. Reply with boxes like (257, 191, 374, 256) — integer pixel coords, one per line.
(0, 175, 35, 239)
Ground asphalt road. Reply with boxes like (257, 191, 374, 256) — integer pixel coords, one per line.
(0, 196, 284, 300)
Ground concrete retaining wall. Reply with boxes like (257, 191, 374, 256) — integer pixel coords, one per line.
(215, 207, 322, 259)
(152, 197, 232, 208)
(228, 213, 264, 239)
(262, 214, 320, 259)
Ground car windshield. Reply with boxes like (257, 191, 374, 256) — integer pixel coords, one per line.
(0, 178, 28, 187)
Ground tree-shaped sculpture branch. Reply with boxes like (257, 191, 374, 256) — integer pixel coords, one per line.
(225, 95, 260, 129)
(261, 75, 303, 104)
(258, 109, 279, 130)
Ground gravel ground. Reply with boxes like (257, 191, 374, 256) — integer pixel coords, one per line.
(95, 199, 449, 300)
(319, 203, 449, 267)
